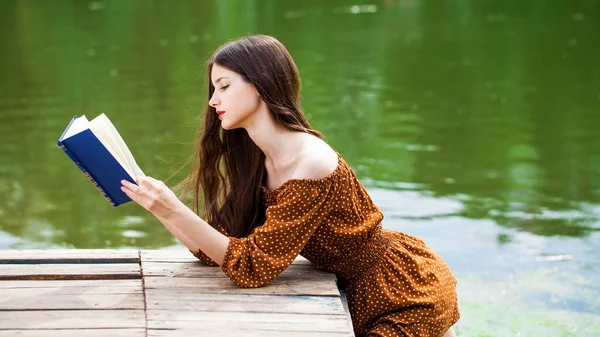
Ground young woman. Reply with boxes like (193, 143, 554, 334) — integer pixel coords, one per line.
(121, 35, 459, 337)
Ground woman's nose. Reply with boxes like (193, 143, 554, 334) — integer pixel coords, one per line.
(209, 94, 219, 107)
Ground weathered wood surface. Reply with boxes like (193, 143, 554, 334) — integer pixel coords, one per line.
(0, 249, 354, 337)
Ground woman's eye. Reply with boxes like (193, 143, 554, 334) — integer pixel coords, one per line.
(220, 85, 229, 91)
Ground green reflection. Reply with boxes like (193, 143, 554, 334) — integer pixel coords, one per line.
(0, 1, 599, 244)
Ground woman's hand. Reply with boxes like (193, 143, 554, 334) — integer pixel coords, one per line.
(121, 177, 184, 221)
(122, 176, 229, 265)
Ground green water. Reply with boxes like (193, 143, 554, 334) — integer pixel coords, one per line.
(1, 1, 599, 335)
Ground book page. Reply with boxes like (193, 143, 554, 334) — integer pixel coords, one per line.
(88, 114, 145, 181)
(60, 115, 90, 141)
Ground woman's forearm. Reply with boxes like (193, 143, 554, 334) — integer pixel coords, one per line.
(160, 204, 230, 265)
(119, 177, 230, 265)
(155, 215, 197, 251)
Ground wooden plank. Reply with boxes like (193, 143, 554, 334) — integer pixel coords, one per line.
(0, 310, 146, 329)
(339, 288, 356, 335)
(142, 261, 327, 278)
(142, 261, 228, 278)
(0, 263, 141, 280)
(147, 311, 349, 331)
(0, 289, 144, 310)
(0, 279, 142, 289)
(144, 275, 339, 297)
(148, 330, 350, 337)
(141, 249, 199, 262)
(145, 292, 346, 315)
(142, 261, 333, 280)
(142, 250, 313, 265)
(0, 329, 145, 337)
(0, 249, 139, 263)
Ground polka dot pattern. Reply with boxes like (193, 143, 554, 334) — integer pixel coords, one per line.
(192, 152, 460, 336)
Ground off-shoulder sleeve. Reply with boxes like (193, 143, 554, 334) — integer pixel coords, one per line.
(190, 224, 229, 266)
(220, 182, 334, 288)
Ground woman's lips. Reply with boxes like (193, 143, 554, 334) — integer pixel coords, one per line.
(217, 111, 225, 119)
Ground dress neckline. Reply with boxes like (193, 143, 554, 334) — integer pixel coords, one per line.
(261, 151, 343, 194)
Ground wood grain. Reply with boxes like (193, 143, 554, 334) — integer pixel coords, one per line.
(0, 249, 353, 336)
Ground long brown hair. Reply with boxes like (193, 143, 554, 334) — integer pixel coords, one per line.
(177, 35, 322, 238)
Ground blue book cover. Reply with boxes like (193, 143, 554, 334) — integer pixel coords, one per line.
(57, 115, 142, 207)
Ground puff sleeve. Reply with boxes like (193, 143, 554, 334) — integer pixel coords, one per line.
(220, 181, 334, 288)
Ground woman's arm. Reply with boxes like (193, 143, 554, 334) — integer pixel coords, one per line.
(121, 177, 229, 265)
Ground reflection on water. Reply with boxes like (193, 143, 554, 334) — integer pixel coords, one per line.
(1, 0, 599, 334)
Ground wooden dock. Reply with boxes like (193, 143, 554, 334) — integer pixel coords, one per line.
(0, 249, 354, 336)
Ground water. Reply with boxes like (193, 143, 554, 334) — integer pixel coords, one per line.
(1, 1, 599, 335)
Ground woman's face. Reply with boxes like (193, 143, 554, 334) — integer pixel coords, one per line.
(209, 64, 262, 130)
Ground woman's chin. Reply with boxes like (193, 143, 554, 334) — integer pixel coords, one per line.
(220, 121, 238, 131)
(219, 119, 230, 129)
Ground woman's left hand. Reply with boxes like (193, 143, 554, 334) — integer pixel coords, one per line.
(121, 177, 184, 221)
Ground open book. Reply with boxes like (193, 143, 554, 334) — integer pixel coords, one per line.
(57, 114, 145, 206)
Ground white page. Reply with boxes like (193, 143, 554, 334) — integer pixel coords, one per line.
(88, 114, 145, 181)
(61, 115, 89, 141)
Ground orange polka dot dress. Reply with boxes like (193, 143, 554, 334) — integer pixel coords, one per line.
(192, 152, 460, 336)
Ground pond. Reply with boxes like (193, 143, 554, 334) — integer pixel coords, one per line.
(0, 1, 598, 335)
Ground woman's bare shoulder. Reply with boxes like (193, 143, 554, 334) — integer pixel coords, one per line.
(295, 136, 339, 180)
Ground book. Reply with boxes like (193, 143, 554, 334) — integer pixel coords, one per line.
(57, 113, 145, 206)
